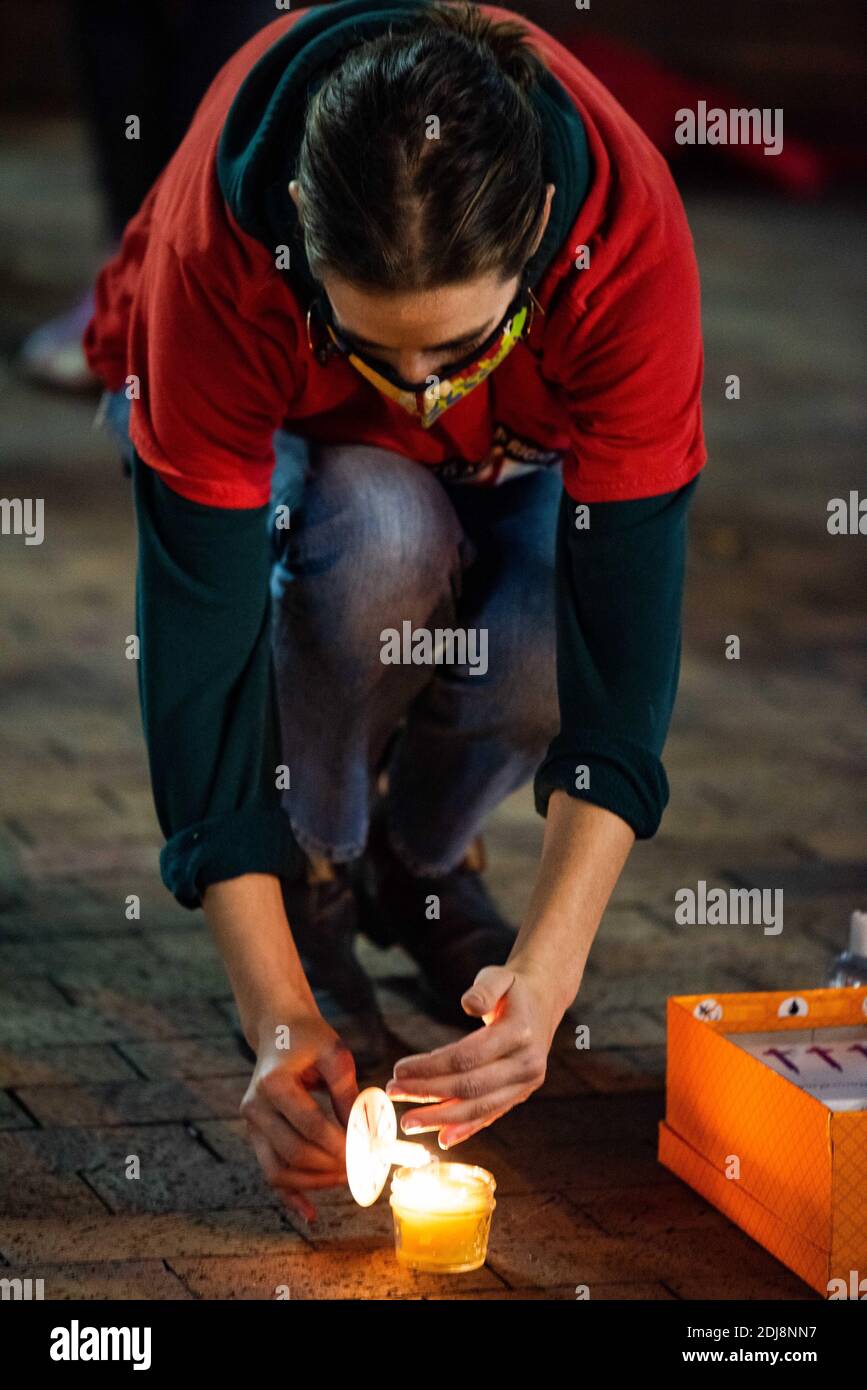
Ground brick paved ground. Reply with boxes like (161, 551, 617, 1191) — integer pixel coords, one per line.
(0, 119, 865, 1300)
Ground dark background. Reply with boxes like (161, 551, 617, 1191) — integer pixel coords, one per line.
(3, 0, 865, 144)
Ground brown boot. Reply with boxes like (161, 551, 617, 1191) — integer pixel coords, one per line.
(355, 809, 515, 1029)
(281, 855, 389, 1072)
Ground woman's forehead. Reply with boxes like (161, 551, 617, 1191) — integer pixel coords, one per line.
(320, 270, 518, 351)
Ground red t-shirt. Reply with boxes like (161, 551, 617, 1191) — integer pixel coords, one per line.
(84, 5, 706, 509)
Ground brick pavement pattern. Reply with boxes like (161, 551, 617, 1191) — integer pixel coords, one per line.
(0, 120, 864, 1299)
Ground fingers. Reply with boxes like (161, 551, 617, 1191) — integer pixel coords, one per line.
(247, 1127, 324, 1225)
(317, 1040, 359, 1129)
(460, 964, 516, 1022)
(395, 1086, 527, 1141)
(242, 1095, 346, 1174)
(242, 1022, 359, 1224)
(244, 1116, 345, 1185)
(285, 1194, 316, 1223)
(439, 1112, 503, 1149)
(255, 1068, 346, 1163)
(389, 1017, 521, 1083)
(284, 1082, 348, 1162)
(387, 984, 548, 1140)
(387, 1057, 516, 1108)
(389, 1017, 530, 1089)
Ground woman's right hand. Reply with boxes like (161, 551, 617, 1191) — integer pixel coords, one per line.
(241, 1012, 359, 1222)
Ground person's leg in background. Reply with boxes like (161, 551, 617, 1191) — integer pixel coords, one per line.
(19, 0, 275, 390)
(99, 387, 133, 464)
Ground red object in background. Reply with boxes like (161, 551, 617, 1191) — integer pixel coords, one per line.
(568, 33, 832, 198)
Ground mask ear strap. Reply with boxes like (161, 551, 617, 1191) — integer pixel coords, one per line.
(515, 261, 543, 323)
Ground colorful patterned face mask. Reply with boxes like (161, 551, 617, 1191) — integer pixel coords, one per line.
(305, 275, 538, 428)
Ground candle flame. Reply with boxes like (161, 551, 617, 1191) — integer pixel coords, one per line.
(391, 1162, 493, 1214)
(389, 1140, 433, 1168)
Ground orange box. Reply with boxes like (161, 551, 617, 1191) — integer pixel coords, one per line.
(658, 986, 867, 1298)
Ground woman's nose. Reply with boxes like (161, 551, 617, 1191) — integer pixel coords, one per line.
(393, 353, 440, 385)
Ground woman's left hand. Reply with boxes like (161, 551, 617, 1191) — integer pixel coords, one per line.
(384, 962, 561, 1148)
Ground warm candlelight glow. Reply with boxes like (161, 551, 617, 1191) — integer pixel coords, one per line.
(389, 1161, 496, 1273)
(345, 1089, 497, 1272)
(387, 1139, 433, 1169)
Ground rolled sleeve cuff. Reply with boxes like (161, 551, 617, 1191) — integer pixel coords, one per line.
(533, 732, 670, 841)
(160, 800, 305, 910)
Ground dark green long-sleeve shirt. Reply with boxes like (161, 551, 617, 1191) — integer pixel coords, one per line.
(534, 478, 698, 830)
(131, 450, 304, 906)
(130, 444, 698, 908)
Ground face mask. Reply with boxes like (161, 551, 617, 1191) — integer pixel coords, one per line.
(305, 275, 538, 428)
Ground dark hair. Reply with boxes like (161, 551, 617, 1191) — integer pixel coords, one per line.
(295, 2, 547, 291)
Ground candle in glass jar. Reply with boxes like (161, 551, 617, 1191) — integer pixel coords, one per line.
(389, 1161, 496, 1273)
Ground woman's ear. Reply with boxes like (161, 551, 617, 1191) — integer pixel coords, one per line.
(288, 179, 303, 216)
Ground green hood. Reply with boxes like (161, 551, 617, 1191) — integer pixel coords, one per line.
(217, 0, 591, 302)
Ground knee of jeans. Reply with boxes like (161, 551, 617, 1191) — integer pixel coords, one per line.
(304, 443, 465, 590)
(479, 576, 559, 751)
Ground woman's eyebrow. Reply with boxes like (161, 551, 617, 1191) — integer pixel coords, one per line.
(332, 312, 497, 354)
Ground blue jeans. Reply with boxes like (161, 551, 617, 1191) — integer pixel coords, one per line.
(104, 392, 560, 875)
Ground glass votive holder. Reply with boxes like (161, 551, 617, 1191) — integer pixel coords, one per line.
(389, 1161, 497, 1274)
